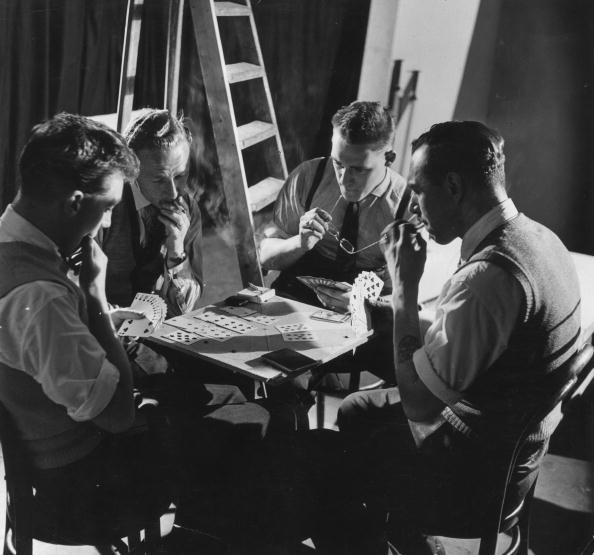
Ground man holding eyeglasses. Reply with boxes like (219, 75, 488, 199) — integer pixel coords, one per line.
(260, 101, 410, 315)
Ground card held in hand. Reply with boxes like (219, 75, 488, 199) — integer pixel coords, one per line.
(117, 293, 167, 337)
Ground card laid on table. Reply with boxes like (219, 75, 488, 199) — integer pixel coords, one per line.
(164, 330, 202, 345)
(283, 331, 316, 342)
(276, 323, 312, 334)
(193, 311, 256, 334)
(245, 313, 278, 326)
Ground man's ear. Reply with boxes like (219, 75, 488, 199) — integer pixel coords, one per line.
(384, 150, 396, 167)
(63, 190, 85, 216)
(444, 172, 464, 203)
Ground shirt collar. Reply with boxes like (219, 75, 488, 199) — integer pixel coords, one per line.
(0, 204, 61, 258)
(368, 168, 391, 198)
(460, 198, 518, 262)
(131, 181, 152, 212)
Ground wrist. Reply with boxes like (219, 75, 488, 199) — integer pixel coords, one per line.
(167, 250, 187, 268)
(292, 235, 310, 253)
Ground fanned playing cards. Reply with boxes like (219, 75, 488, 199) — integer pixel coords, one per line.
(349, 271, 384, 335)
(117, 293, 167, 337)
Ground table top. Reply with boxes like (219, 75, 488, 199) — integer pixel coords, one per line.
(149, 296, 372, 383)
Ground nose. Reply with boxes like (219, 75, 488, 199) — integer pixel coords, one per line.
(164, 177, 177, 201)
(409, 194, 421, 217)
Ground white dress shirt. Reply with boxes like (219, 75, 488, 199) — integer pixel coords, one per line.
(0, 205, 120, 421)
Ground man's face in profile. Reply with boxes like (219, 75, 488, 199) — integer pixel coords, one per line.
(136, 139, 190, 209)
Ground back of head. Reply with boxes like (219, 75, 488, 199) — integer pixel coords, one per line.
(125, 109, 192, 153)
(19, 113, 139, 202)
(331, 101, 395, 150)
(411, 120, 506, 191)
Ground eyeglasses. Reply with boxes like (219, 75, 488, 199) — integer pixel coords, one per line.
(326, 218, 425, 255)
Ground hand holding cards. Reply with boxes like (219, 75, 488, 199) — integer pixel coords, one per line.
(117, 293, 167, 337)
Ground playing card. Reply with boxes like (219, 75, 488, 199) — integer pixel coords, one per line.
(166, 315, 207, 333)
(296, 276, 341, 291)
(245, 314, 278, 325)
(219, 305, 257, 317)
(310, 310, 350, 323)
(276, 323, 312, 334)
(353, 271, 384, 302)
(349, 280, 370, 335)
(188, 320, 238, 341)
(164, 330, 202, 345)
(283, 331, 316, 342)
(117, 318, 155, 337)
(193, 311, 255, 334)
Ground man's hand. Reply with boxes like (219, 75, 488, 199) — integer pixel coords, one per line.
(315, 282, 352, 313)
(79, 235, 108, 296)
(158, 197, 190, 259)
(109, 307, 146, 329)
(381, 221, 427, 288)
(299, 207, 332, 251)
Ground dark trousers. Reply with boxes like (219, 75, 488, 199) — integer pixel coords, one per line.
(311, 388, 547, 554)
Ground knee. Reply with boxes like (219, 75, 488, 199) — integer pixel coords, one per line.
(336, 392, 365, 432)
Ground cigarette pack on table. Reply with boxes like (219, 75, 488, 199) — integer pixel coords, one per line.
(236, 285, 275, 303)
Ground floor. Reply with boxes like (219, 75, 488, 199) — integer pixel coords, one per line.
(1, 226, 592, 554)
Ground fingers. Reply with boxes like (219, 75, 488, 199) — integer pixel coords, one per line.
(114, 308, 147, 320)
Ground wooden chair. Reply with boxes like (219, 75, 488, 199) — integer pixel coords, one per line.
(0, 402, 174, 555)
(418, 343, 594, 555)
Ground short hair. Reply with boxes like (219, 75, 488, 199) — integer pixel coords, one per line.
(331, 101, 394, 148)
(125, 109, 192, 152)
(411, 121, 506, 190)
(18, 113, 139, 201)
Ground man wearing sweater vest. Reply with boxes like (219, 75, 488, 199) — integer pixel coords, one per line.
(0, 113, 271, 539)
(323, 121, 581, 554)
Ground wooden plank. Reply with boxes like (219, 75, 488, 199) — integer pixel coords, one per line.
(164, 0, 185, 114)
(189, 0, 263, 286)
(116, 0, 144, 134)
(248, 177, 283, 211)
(245, 0, 288, 178)
(226, 62, 263, 83)
(214, 1, 250, 16)
(236, 120, 275, 149)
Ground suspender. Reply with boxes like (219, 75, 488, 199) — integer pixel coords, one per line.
(304, 157, 328, 211)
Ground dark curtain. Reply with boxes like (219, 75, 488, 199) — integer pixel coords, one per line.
(0, 0, 127, 207)
(0, 0, 370, 221)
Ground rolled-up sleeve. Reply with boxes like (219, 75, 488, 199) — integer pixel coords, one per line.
(273, 161, 314, 236)
(413, 261, 523, 406)
(19, 285, 120, 421)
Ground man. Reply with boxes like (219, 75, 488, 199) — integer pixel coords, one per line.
(101, 109, 202, 317)
(330, 121, 582, 554)
(0, 113, 271, 543)
(260, 100, 409, 314)
(260, 101, 410, 385)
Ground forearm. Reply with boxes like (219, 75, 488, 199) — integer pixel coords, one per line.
(392, 284, 442, 421)
(259, 236, 308, 270)
(85, 290, 133, 393)
(161, 273, 201, 316)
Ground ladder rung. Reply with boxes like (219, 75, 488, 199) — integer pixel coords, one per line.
(226, 62, 264, 83)
(236, 121, 276, 149)
(248, 177, 284, 211)
(215, 2, 251, 16)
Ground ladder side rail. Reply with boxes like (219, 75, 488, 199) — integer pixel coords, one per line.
(164, 0, 185, 114)
(117, 0, 145, 133)
(189, 0, 264, 286)
(245, 0, 288, 179)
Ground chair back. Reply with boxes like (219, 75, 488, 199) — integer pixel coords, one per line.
(482, 343, 594, 555)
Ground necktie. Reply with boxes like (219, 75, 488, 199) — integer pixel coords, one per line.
(336, 201, 359, 275)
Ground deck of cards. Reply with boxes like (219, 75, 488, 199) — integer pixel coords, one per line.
(236, 283, 275, 303)
(349, 271, 384, 335)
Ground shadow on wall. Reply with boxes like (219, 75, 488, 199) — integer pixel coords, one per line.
(454, 0, 594, 255)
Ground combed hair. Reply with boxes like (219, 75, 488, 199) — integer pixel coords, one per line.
(411, 120, 506, 189)
(331, 101, 394, 148)
(19, 112, 139, 200)
(125, 109, 192, 152)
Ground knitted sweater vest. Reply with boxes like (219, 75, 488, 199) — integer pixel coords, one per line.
(0, 242, 103, 469)
(443, 214, 581, 445)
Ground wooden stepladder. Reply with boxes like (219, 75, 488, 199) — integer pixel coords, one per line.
(98, 0, 287, 286)
(188, 0, 288, 286)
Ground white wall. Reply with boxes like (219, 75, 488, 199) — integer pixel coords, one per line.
(358, 0, 481, 174)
